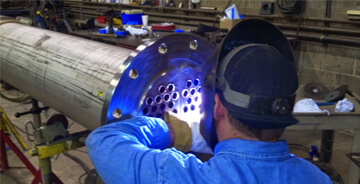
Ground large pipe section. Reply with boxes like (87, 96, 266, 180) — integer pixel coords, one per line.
(0, 16, 216, 130)
(0, 16, 132, 130)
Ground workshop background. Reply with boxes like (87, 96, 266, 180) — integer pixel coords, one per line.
(1, 0, 360, 184)
(65, 0, 360, 95)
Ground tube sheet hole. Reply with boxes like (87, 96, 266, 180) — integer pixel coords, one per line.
(186, 80, 192, 88)
(151, 106, 157, 112)
(190, 88, 196, 96)
(182, 89, 189, 98)
(142, 108, 149, 115)
(168, 102, 175, 108)
(155, 95, 162, 104)
(167, 83, 175, 92)
(171, 92, 179, 100)
(158, 85, 166, 94)
(145, 97, 153, 105)
(183, 106, 188, 113)
(163, 93, 170, 102)
(160, 103, 166, 110)
(194, 79, 200, 87)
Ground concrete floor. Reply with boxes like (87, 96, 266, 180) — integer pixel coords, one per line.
(0, 95, 356, 183)
(0, 97, 93, 184)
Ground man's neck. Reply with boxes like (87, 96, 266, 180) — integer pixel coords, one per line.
(216, 119, 260, 142)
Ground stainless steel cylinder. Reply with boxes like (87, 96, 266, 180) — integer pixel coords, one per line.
(0, 16, 132, 130)
(0, 16, 216, 130)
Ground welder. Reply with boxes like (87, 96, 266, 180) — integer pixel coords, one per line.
(86, 19, 332, 183)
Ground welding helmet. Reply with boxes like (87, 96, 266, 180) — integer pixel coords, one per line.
(200, 19, 298, 150)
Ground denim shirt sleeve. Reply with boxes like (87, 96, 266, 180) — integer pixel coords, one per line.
(85, 116, 203, 184)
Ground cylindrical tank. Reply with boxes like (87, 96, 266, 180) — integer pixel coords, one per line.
(1, 16, 132, 130)
(0, 16, 216, 130)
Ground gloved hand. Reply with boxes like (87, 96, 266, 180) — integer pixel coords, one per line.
(164, 112, 213, 154)
(164, 112, 192, 152)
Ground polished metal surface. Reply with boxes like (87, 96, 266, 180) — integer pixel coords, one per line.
(0, 16, 132, 130)
(106, 33, 216, 124)
(0, 16, 216, 130)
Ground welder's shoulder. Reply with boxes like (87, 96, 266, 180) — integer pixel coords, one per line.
(289, 157, 333, 183)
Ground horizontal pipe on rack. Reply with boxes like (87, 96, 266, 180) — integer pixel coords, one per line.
(65, 1, 360, 25)
(273, 23, 360, 36)
(284, 31, 360, 47)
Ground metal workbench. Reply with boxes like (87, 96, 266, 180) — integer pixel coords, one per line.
(291, 88, 360, 184)
(68, 29, 147, 49)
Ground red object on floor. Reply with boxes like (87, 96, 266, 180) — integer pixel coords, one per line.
(97, 16, 107, 24)
(0, 130, 37, 174)
(0, 130, 63, 184)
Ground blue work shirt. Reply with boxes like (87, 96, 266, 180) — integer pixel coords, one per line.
(86, 116, 332, 184)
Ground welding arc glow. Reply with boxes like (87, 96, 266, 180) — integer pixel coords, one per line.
(180, 95, 203, 124)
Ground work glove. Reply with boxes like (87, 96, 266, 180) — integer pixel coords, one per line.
(164, 112, 212, 154)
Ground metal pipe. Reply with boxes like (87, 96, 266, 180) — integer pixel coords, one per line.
(320, 130, 334, 163)
(30, 99, 52, 184)
(0, 16, 216, 130)
(31, 100, 45, 145)
(68, 8, 216, 22)
(324, 0, 332, 47)
(274, 23, 360, 36)
(283, 31, 360, 47)
(0, 16, 133, 130)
